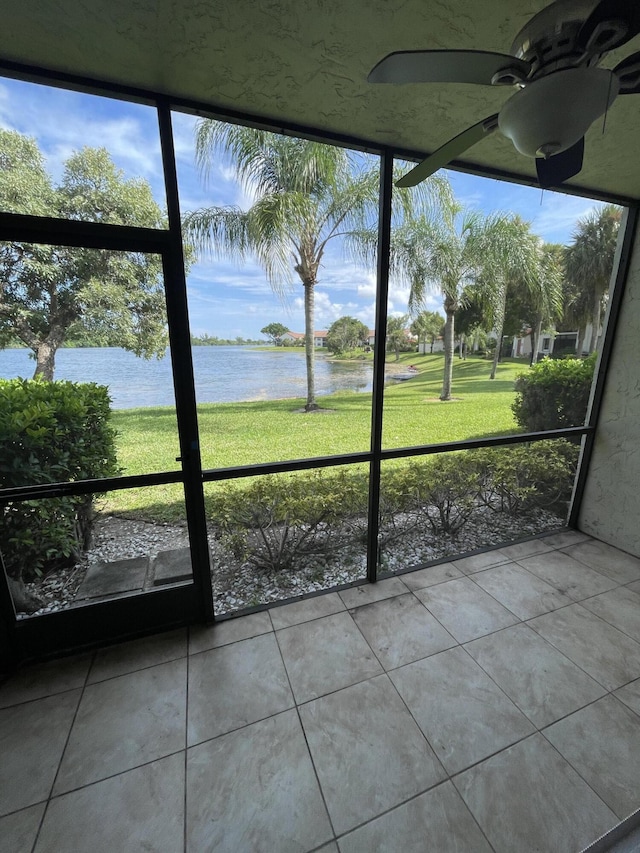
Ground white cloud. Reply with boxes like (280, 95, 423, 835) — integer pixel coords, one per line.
(357, 275, 377, 299)
(530, 196, 607, 244)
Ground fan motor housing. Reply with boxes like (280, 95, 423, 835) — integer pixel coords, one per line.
(510, 0, 619, 76)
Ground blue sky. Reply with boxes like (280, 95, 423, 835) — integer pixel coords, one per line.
(0, 76, 607, 340)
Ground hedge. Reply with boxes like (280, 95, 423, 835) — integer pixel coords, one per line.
(512, 354, 596, 432)
(0, 378, 119, 583)
(206, 440, 579, 574)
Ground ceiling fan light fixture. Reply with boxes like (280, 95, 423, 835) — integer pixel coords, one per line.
(498, 66, 619, 158)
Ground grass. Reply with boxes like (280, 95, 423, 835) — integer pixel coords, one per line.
(104, 352, 527, 519)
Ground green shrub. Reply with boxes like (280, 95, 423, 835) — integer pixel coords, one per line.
(207, 468, 368, 573)
(475, 440, 579, 517)
(206, 441, 579, 577)
(0, 378, 120, 582)
(407, 454, 482, 535)
(512, 354, 596, 432)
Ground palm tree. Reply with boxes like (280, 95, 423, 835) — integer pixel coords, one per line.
(481, 217, 552, 380)
(411, 310, 443, 354)
(565, 204, 622, 354)
(184, 123, 451, 411)
(386, 314, 410, 361)
(391, 207, 529, 400)
(560, 255, 592, 356)
(526, 243, 564, 364)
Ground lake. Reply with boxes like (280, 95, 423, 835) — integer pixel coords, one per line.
(0, 346, 373, 409)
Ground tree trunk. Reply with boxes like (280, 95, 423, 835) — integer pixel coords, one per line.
(490, 324, 503, 380)
(576, 326, 586, 357)
(490, 286, 507, 381)
(440, 309, 455, 401)
(303, 280, 318, 411)
(459, 333, 466, 359)
(530, 319, 543, 365)
(7, 576, 43, 614)
(33, 340, 58, 381)
(589, 290, 602, 355)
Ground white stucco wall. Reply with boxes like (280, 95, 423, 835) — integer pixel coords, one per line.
(579, 218, 640, 556)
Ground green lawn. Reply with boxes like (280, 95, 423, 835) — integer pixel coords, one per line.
(104, 352, 526, 519)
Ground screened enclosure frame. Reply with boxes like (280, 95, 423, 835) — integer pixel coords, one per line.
(0, 61, 636, 666)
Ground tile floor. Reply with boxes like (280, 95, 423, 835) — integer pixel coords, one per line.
(3, 531, 640, 852)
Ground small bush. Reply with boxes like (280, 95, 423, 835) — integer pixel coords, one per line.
(475, 440, 579, 517)
(207, 469, 368, 573)
(512, 354, 596, 432)
(0, 378, 120, 582)
(410, 454, 482, 535)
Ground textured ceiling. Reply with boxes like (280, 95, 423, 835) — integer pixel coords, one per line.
(2, 0, 640, 200)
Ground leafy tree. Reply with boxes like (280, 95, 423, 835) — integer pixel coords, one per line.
(260, 322, 289, 345)
(386, 314, 411, 361)
(0, 130, 168, 379)
(325, 316, 368, 355)
(565, 204, 621, 354)
(411, 310, 443, 354)
(184, 124, 452, 411)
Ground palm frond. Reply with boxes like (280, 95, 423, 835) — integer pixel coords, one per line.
(182, 206, 250, 261)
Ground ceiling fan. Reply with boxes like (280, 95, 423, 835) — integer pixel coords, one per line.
(368, 0, 640, 188)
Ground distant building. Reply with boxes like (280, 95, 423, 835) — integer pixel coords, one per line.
(280, 330, 329, 347)
(510, 325, 596, 359)
(280, 331, 305, 344)
(417, 337, 444, 354)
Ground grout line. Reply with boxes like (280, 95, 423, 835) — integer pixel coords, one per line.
(539, 731, 621, 824)
(86, 651, 189, 687)
(524, 605, 640, 691)
(272, 626, 338, 842)
(31, 650, 96, 852)
(39, 747, 188, 801)
(329, 782, 454, 846)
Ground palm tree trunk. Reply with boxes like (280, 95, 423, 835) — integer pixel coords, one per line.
(576, 326, 586, 357)
(530, 319, 543, 365)
(489, 322, 503, 380)
(440, 309, 455, 401)
(303, 280, 317, 411)
(589, 290, 602, 355)
(490, 287, 507, 381)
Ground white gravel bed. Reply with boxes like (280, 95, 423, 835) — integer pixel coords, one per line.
(19, 507, 564, 617)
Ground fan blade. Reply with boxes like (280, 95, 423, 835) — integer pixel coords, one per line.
(614, 51, 640, 94)
(368, 50, 530, 86)
(536, 138, 585, 189)
(577, 1, 640, 52)
(396, 115, 499, 188)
